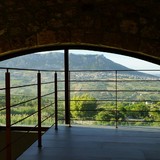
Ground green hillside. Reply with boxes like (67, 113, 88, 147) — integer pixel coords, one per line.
(0, 52, 159, 127)
(0, 52, 158, 78)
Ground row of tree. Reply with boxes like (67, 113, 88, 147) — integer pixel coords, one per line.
(0, 95, 54, 126)
(70, 94, 160, 126)
(0, 94, 160, 126)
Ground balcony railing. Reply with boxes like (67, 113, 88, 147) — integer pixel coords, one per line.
(57, 70, 160, 127)
(0, 68, 58, 159)
(0, 67, 160, 159)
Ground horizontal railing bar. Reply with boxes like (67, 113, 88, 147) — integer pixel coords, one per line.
(41, 113, 55, 124)
(41, 81, 54, 85)
(71, 118, 116, 121)
(11, 111, 38, 126)
(70, 109, 160, 112)
(41, 92, 55, 98)
(11, 97, 37, 108)
(58, 89, 160, 93)
(70, 70, 116, 72)
(118, 120, 160, 122)
(0, 107, 6, 111)
(70, 89, 116, 92)
(69, 99, 159, 102)
(70, 108, 158, 111)
(71, 100, 106, 101)
(60, 79, 160, 83)
(10, 83, 37, 89)
(124, 110, 160, 112)
(0, 68, 159, 72)
(6, 69, 160, 72)
(70, 110, 97, 112)
(58, 81, 160, 84)
(0, 87, 5, 91)
(59, 99, 160, 102)
(41, 102, 55, 111)
(69, 89, 160, 92)
(116, 79, 160, 82)
(70, 80, 116, 82)
(115, 99, 160, 102)
(52, 70, 64, 72)
(56, 80, 65, 83)
(70, 79, 160, 82)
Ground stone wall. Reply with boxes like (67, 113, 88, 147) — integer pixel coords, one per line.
(0, 0, 159, 62)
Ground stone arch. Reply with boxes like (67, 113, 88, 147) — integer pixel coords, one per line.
(0, 43, 159, 65)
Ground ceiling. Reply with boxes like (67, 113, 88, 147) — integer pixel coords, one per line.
(0, 0, 159, 64)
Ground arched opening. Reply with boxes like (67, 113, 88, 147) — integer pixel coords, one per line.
(0, 47, 160, 159)
(0, 47, 159, 127)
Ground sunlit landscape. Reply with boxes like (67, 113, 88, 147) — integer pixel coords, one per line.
(0, 50, 159, 127)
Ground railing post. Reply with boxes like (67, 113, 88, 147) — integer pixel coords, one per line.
(64, 48, 70, 125)
(115, 70, 118, 128)
(37, 71, 42, 148)
(5, 69, 11, 160)
(54, 72, 58, 130)
(68, 71, 71, 127)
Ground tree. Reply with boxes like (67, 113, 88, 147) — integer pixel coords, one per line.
(149, 102, 160, 126)
(126, 102, 150, 119)
(95, 103, 116, 125)
(70, 94, 97, 120)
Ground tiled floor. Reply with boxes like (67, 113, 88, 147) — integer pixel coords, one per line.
(17, 125, 160, 160)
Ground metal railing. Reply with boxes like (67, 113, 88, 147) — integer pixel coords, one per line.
(0, 68, 58, 160)
(0, 67, 160, 159)
(57, 70, 160, 127)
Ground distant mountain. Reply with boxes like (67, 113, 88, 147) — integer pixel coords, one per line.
(0, 52, 64, 70)
(69, 53, 129, 70)
(0, 52, 157, 78)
